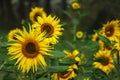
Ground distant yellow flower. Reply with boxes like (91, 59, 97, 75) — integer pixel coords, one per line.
(8, 28, 21, 41)
(76, 31, 83, 38)
(71, 2, 80, 10)
(93, 50, 114, 74)
(32, 15, 64, 44)
(63, 49, 81, 63)
(52, 64, 78, 80)
(101, 20, 120, 41)
(29, 7, 46, 23)
(8, 25, 52, 73)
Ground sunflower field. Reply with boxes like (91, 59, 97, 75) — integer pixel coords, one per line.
(0, 0, 120, 80)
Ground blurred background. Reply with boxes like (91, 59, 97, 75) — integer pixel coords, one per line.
(0, 0, 120, 34)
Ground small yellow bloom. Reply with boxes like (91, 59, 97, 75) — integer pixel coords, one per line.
(71, 2, 80, 10)
(76, 31, 83, 38)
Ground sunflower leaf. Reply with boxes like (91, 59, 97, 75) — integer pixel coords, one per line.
(38, 77, 49, 80)
(98, 33, 112, 48)
(50, 50, 66, 58)
(59, 58, 76, 65)
(63, 10, 71, 18)
(93, 58, 107, 63)
(47, 66, 68, 73)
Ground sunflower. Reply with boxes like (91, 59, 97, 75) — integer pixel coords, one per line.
(71, 1, 80, 10)
(8, 28, 21, 41)
(63, 49, 81, 64)
(32, 15, 64, 44)
(101, 20, 120, 41)
(52, 64, 78, 80)
(76, 31, 83, 38)
(92, 33, 100, 42)
(8, 25, 52, 73)
(93, 50, 115, 73)
(29, 7, 47, 23)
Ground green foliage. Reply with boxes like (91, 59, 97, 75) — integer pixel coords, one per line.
(0, 0, 120, 80)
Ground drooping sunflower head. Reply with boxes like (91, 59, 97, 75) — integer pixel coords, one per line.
(76, 31, 83, 39)
(8, 25, 52, 73)
(71, 1, 81, 10)
(29, 7, 47, 23)
(63, 49, 81, 64)
(93, 50, 115, 73)
(101, 20, 120, 40)
(32, 15, 64, 44)
(52, 64, 78, 80)
(8, 28, 21, 41)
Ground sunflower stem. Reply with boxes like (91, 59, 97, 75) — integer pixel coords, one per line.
(116, 50, 120, 79)
(0, 61, 6, 70)
(73, 25, 77, 43)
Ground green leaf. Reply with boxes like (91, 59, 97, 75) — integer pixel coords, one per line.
(0, 42, 8, 47)
(111, 49, 119, 54)
(59, 58, 76, 65)
(4, 60, 16, 66)
(47, 66, 68, 73)
(38, 77, 49, 80)
(50, 50, 66, 58)
(98, 33, 112, 48)
(72, 18, 79, 26)
(93, 58, 107, 63)
(63, 10, 71, 18)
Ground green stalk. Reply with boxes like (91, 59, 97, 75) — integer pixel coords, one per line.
(73, 25, 77, 42)
(117, 50, 120, 79)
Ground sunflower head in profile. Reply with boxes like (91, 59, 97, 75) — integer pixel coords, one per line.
(29, 7, 47, 23)
(8, 28, 21, 41)
(52, 64, 78, 80)
(8, 25, 52, 73)
(32, 15, 64, 44)
(93, 50, 115, 74)
(71, 1, 81, 10)
(76, 31, 83, 39)
(101, 20, 120, 40)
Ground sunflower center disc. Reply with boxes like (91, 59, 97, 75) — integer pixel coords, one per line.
(44, 25, 51, 33)
(41, 23, 54, 35)
(26, 42, 36, 54)
(105, 26, 114, 37)
(34, 13, 41, 22)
